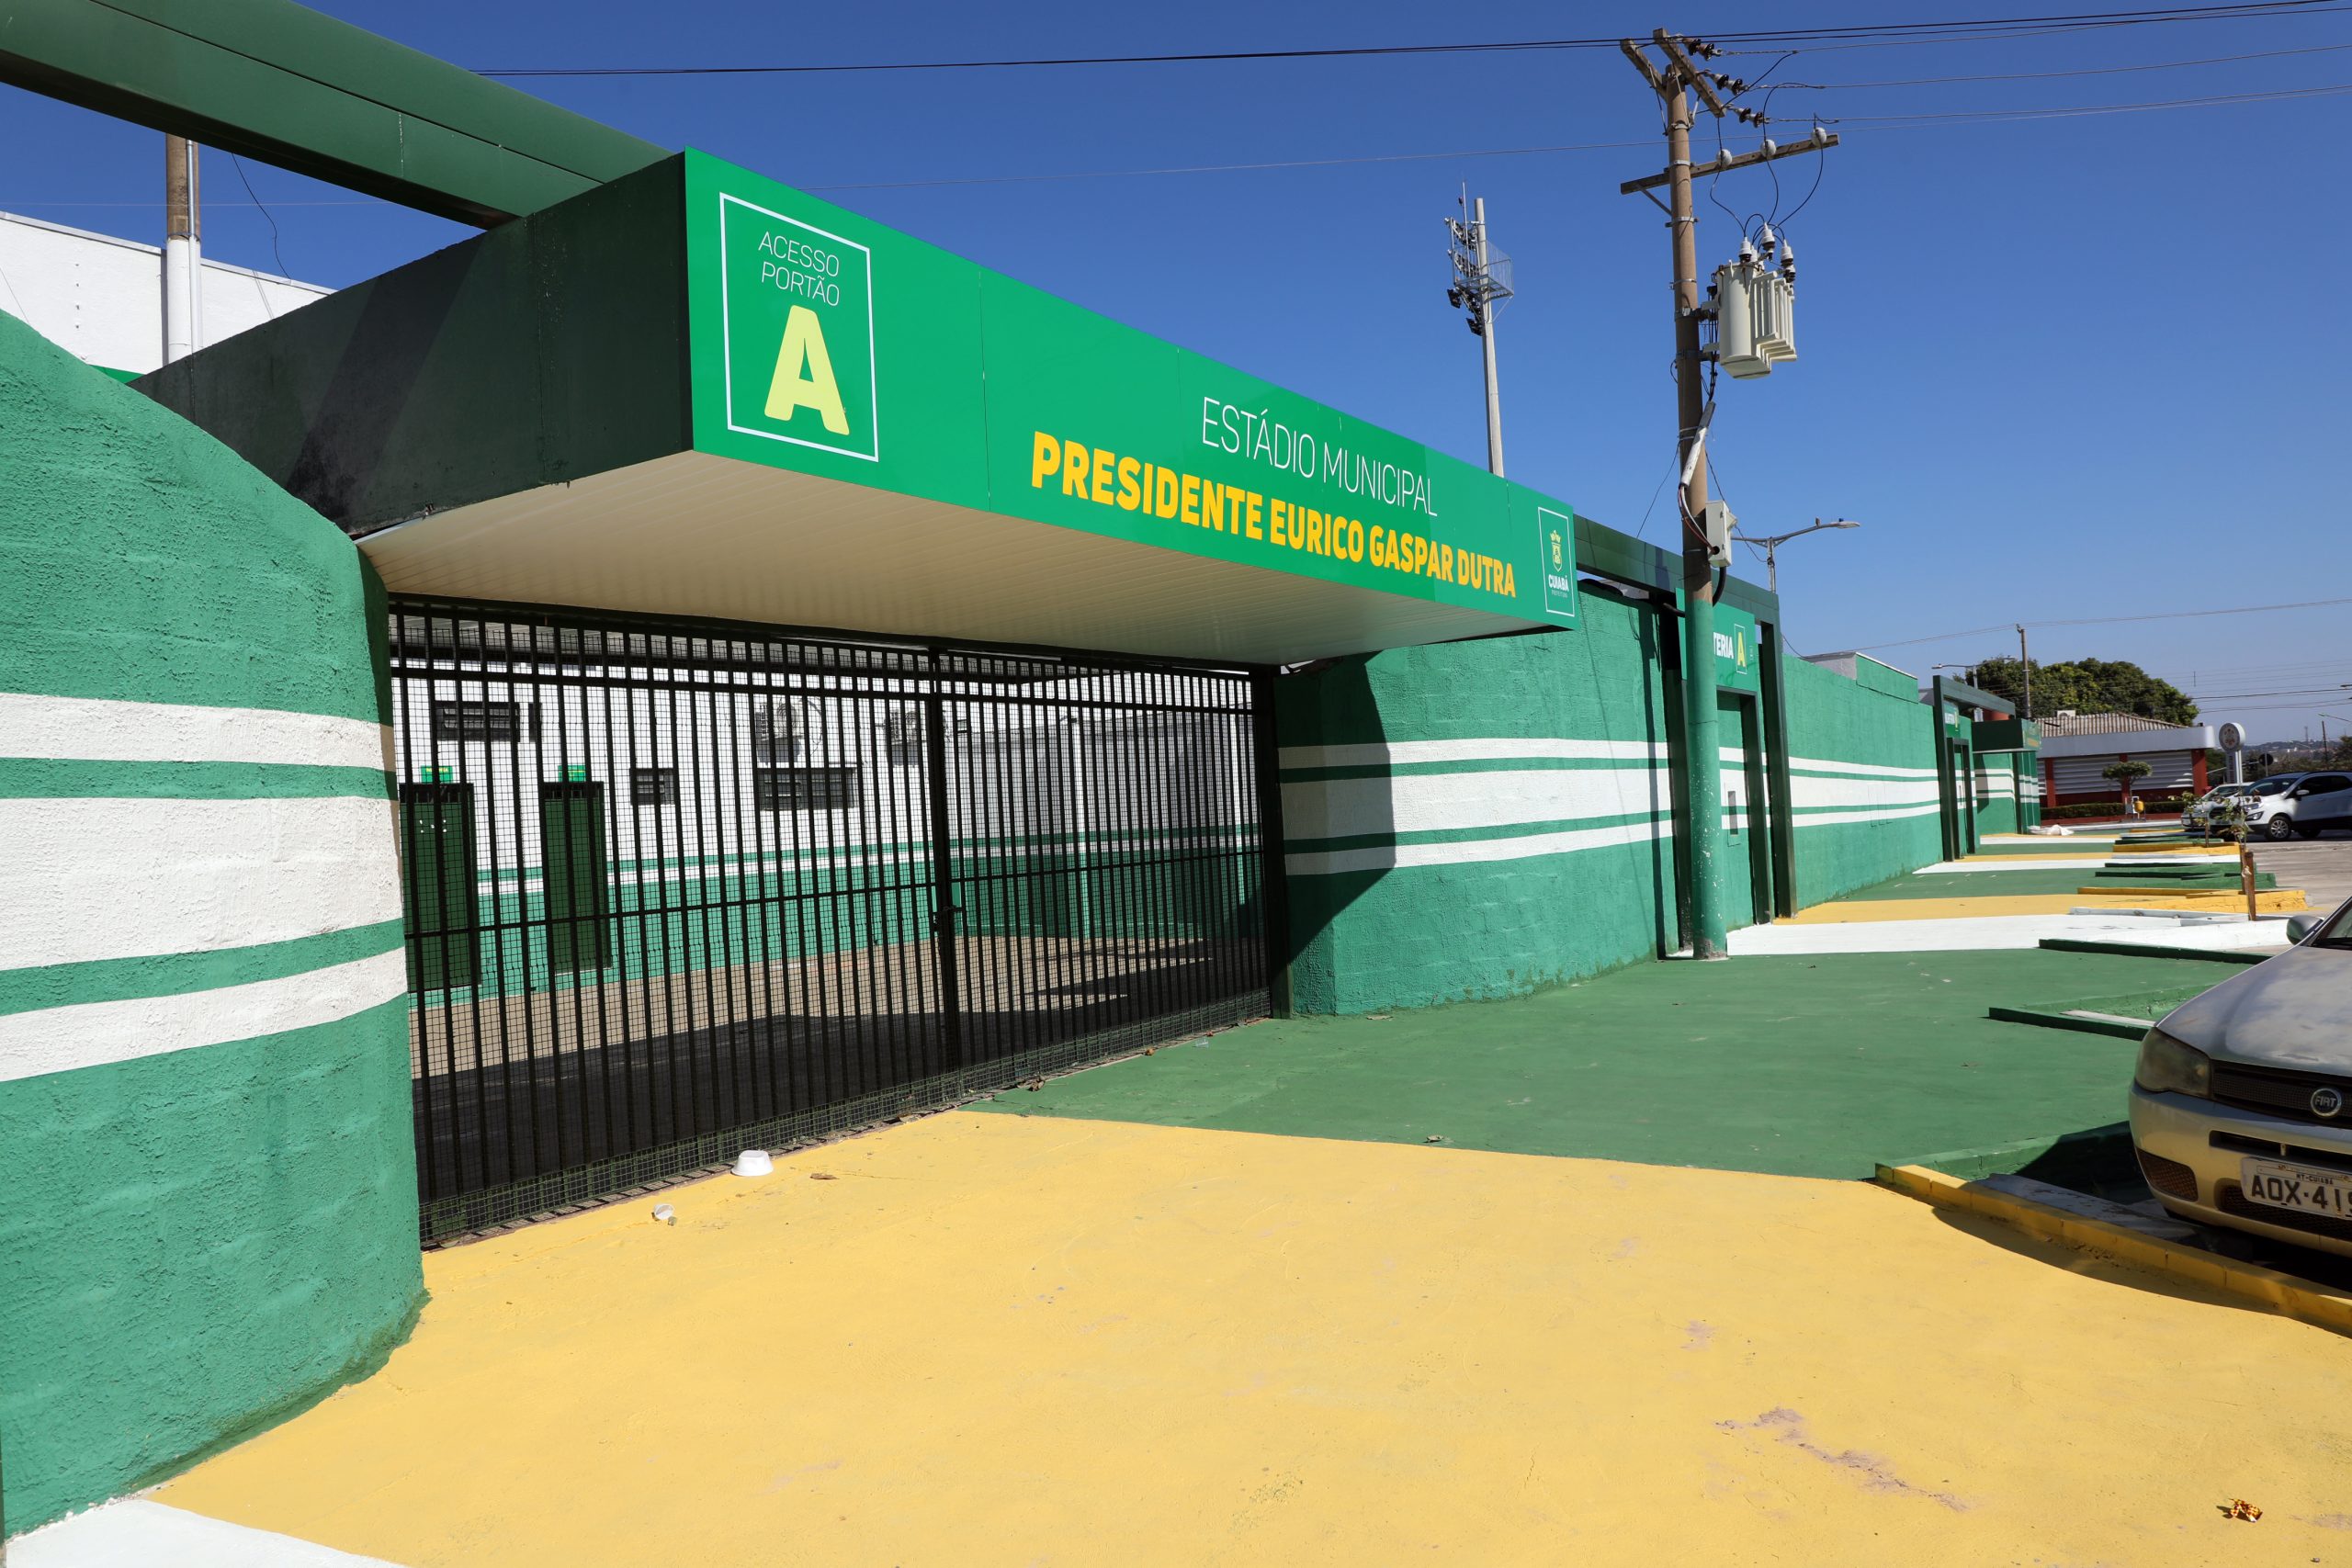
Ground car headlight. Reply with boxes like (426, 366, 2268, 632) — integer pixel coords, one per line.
(2135, 1028, 2211, 1099)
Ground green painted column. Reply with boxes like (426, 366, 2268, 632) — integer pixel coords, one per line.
(1680, 592, 1728, 960)
(0, 312, 423, 1533)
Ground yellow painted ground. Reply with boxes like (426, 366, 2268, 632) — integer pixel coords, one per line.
(162, 1113, 2352, 1566)
(1784, 888, 2305, 923)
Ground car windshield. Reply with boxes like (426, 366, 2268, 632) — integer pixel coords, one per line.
(2252, 778, 2296, 795)
(2314, 901, 2352, 949)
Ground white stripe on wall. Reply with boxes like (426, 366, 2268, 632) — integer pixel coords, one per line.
(1788, 755, 1939, 779)
(1287, 817, 1672, 876)
(0, 691, 391, 773)
(1280, 739, 1667, 770)
(1792, 803, 1942, 827)
(0, 949, 408, 1083)
(0, 795, 403, 970)
(1283, 767, 1670, 840)
(1788, 776, 1943, 809)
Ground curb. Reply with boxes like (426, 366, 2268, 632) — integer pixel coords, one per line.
(1984, 1005, 2147, 1040)
(1902, 1122, 2137, 1188)
(2073, 889, 2307, 912)
(1875, 1162, 2352, 1337)
(2035, 938, 2267, 964)
(2076, 882, 2274, 897)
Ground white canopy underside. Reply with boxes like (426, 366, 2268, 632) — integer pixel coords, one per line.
(359, 451, 1546, 667)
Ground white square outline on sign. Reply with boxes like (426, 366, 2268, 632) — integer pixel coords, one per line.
(717, 192, 880, 463)
(1534, 505, 1576, 621)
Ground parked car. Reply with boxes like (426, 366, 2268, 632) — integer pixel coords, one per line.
(2245, 771, 2352, 841)
(2182, 782, 2257, 834)
(2129, 897, 2352, 1256)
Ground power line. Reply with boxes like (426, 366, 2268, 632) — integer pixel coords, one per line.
(473, 1, 2346, 77)
(1820, 78, 2352, 124)
(7, 69, 2341, 216)
(226, 154, 293, 281)
(801, 76, 2348, 194)
(1848, 593, 2352, 651)
(1772, 38, 2352, 88)
(2182, 681, 2352, 696)
(1718, 0, 2352, 53)
(798, 138, 1653, 193)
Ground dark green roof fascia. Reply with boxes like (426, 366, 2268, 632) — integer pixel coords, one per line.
(0, 0, 667, 225)
(1571, 513, 1778, 626)
(1939, 676, 2016, 716)
(134, 156, 692, 530)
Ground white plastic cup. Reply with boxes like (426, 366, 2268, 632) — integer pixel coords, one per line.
(732, 1149, 775, 1179)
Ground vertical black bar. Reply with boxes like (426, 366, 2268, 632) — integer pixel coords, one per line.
(923, 651, 963, 1074)
(1659, 602, 1694, 953)
(718, 649, 767, 1123)
(392, 615, 437, 1212)
(1250, 668, 1292, 1018)
(1758, 622, 1797, 919)
(591, 636, 626, 1162)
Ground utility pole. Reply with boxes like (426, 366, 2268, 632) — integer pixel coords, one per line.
(1619, 30, 1836, 960)
(1445, 191, 1511, 476)
(164, 134, 201, 363)
(2017, 625, 2032, 720)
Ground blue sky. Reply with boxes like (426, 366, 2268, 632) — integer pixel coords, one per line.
(5, 2, 2348, 740)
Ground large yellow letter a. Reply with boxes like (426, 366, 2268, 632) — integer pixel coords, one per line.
(764, 305, 850, 435)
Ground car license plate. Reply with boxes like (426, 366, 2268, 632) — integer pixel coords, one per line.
(2240, 1157, 2352, 1219)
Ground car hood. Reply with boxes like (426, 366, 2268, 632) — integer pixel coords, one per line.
(2159, 947, 2352, 1070)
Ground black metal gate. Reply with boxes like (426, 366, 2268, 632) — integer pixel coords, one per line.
(388, 599, 1272, 1240)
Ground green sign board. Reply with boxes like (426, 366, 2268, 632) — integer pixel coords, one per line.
(685, 151, 1575, 628)
(1973, 716, 2040, 754)
(716, 192, 878, 463)
(1712, 603, 1761, 694)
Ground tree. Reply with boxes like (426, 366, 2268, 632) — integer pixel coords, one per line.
(1964, 656, 2197, 726)
(2103, 759, 2153, 809)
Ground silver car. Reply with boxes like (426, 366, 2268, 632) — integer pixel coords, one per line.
(2180, 781, 2256, 834)
(2129, 898, 2352, 1256)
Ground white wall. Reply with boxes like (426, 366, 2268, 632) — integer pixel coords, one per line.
(0, 210, 331, 375)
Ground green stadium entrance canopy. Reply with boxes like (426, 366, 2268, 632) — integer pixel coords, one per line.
(141, 152, 1584, 665)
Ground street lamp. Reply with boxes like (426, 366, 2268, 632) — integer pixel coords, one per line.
(1726, 517, 1860, 593)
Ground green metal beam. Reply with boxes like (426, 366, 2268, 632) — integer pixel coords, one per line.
(1571, 513, 1781, 625)
(0, 0, 668, 225)
(1938, 676, 2015, 716)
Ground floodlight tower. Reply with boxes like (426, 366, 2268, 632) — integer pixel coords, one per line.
(1445, 190, 1513, 476)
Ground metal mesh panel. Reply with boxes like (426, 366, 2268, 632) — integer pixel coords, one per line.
(388, 600, 1270, 1242)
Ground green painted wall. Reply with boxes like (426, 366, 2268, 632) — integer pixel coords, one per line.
(0, 312, 422, 1535)
(1782, 653, 1945, 907)
(1275, 585, 1679, 1013)
(1273, 597, 1949, 1014)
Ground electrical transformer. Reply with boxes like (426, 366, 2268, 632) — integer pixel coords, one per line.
(1754, 268, 1796, 366)
(1712, 261, 1770, 378)
(1709, 242, 1797, 378)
